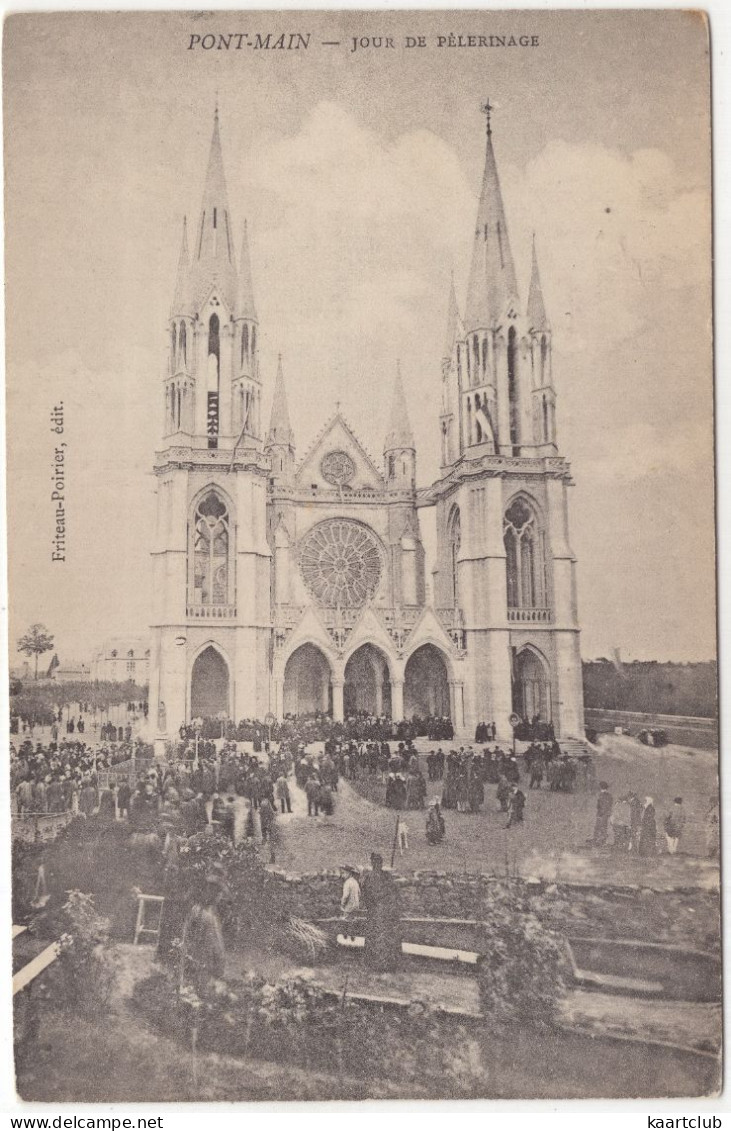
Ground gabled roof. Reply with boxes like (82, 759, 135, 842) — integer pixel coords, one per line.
(295, 411, 384, 490)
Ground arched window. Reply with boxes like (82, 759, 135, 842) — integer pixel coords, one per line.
(466, 396, 473, 446)
(475, 394, 483, 443)
(504, 497, 546, 610)
(508, 326, 519, 452)
(251, 325, 257, 357)
(540, 334, 548, 384)
(179, 321, 187, 367)
(171, 324, 177, 371)
(542, 396, 549, 442)
(472, 336, 480, 385)
(242, 323, 249, 368)
(192, 491, 230, 607)
(176, 387, 182, 430)
(481, 336, 488, 375)
(448, 506, 461, 608)
(456, 344, 462, 382)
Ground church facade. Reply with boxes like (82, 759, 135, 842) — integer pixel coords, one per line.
(148, 106, 584, 743)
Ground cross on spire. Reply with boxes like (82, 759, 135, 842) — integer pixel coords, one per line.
(482, 98, 493, 135)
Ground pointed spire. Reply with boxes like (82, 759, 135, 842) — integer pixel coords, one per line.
(268, 354, 294, 446)
(464, 103, 519, 333)
(385, 361, 414, 451)
(236, 220, 257, 321)
(526, 234, 549, 331)
(189, 106, 238, 312)
(171, 216, 193, 317)
(443, 271, 462, 361)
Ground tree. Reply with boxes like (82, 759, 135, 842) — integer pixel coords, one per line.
(17, 623, 55, 681)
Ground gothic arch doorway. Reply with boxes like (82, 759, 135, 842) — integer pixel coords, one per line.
(284, 644, 333, 717)
(344, 644, 391, 717)
(190, 646, 230, 719)
(404, 644, 451, 718)
(512, 648, 551, 724)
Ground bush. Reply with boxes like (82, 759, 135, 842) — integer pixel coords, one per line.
(37, 891, 120, 1014)
(132, 968, 486, 1095)
(476, 888, 568, 1028)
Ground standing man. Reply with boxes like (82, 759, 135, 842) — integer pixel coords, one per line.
(360, 852, 401, 971)
(663, 797, 686, 855)
(593, 781, 613, 847)
(506, 785, 526, 828)
(275, 771, 292, 814)
(340, 865, 361, 918)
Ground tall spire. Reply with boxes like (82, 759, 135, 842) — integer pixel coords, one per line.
(526, 234, 549, 331)
(236, 220, 257, 321)
(189, 106, 238, 313)
(268, 355, 293, 446)
(443, 271, 462, 361)
(171, 216, 192, 317)
(385, 361, 414, 451)
(464, 102, 518, 332)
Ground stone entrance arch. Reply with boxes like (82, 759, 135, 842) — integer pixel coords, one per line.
(344, 644, 392, 717)
(283, 643, 333, 717)
(404, 644, 451, 718)
(190, 645, 230, 719)
(512, 647, 551, 724)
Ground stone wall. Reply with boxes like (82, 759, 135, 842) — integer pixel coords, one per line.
(264, 868, 720, 954)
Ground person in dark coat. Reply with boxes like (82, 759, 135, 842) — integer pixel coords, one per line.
(593, 782, 613, 846)
(496, 774, 511, 813)
(117, 779, 132, 820)
(259, 796, 275, 842)
(638, 797, 657, 857)
(426, 800, 446, 844)
(361, 853, 401, 972)
(506, 786, 526, 828)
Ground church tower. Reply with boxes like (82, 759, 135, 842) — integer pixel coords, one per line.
(149, 109, 272, 744)
(432, 102, 584, 740)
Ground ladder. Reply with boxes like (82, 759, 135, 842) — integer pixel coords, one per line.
(133, 893, 165, 946)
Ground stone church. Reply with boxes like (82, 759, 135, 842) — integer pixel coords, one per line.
(148, 105, 584, 743)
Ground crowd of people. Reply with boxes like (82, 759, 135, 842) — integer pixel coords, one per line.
(591, 783, 720, 858)
(11, 705, 721, 862)
(11, 736, 155, 817)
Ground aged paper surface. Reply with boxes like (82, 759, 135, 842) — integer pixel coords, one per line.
(4, 9, 719, 1102)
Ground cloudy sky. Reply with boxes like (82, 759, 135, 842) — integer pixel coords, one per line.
(4, 10, 714, 665)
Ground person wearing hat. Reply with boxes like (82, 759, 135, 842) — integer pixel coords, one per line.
(340, 865, 361, 917)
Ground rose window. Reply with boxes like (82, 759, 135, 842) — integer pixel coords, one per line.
(320, 450, 356, 487)
(298, 519, 383, 607)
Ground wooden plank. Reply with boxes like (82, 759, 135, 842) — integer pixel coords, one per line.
(13, 942, 59, 995)
(334, 933, 480, 965)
